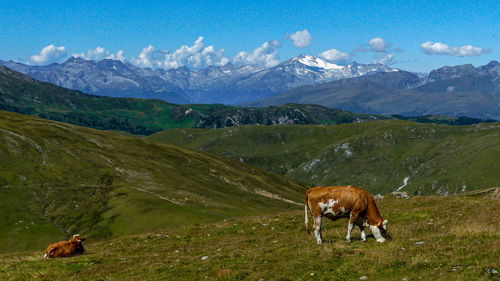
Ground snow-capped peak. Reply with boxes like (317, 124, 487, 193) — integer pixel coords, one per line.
(296, 54, 343, 70)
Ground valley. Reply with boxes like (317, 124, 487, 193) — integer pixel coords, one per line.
(0, 65, 389, 135)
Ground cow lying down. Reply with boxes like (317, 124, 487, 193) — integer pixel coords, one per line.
(44, 234, 85, 258)
(305, 185, 391, 244)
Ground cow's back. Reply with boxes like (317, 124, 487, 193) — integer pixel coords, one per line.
(306, 185, 370, 213)
(46, 241, 77, 258)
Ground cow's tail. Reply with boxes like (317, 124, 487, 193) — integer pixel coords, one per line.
(305, 190, 311, 235)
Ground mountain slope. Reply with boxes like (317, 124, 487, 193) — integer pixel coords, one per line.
(1, 57, 190, 103)
(0, 111, 305, 252)
(427, 60, 500, 82)
(149, 120, 500, 196)
(248, 69, 500, 120)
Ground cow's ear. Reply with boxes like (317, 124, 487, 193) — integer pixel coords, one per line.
(383, 220, 388, 226)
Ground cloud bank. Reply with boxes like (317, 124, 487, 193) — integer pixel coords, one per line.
(232, 40, 281, 67)
(130, 37, 230, 69)
(73, 47, 125, 61)
(29, 44, 67, 64)
(421, 41, 491, 56)
(289, 29, 312, 48)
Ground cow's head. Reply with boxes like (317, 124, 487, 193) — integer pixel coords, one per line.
(370, 220, 391, 242)
(71, 234, 86, 243)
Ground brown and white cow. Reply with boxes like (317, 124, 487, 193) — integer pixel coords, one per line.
(43, 234, 86, 258)
(305, 185, 390, 244)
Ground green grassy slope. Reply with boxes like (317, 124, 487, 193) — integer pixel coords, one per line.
(150, 120, 500, 195)
(1, 190, 498, 280)
(0, 111, 305, 252)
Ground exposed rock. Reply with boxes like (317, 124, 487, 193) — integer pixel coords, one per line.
(392, 191, 410, 199)
(487, 267, 498, 275)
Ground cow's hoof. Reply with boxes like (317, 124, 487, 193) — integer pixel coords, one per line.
(376, 238, 386, 243)
(362, 239, 367, 242)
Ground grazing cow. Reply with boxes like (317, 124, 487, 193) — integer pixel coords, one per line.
(44, 234, 86, 258)
(305, 185, 390, 244)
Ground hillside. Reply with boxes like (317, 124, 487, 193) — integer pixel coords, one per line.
(150, 120, 500, 195)
(1, 190, 498, 280)
(0, 111, 305, 252)
(0, 65, 388, 135)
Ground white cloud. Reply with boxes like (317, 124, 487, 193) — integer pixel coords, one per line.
(72, 47, 126, 61)
(113, 50, 126, 61)
(373, 54, 396, 65)
(232, 40, 281, 67)
(29, 44, 67, 64)
(289, 29, 312, 48)
(163, 37, 228, 69)
(421, 41, 491, 56)
(130, 37, 229, 69)
(318, 48, 351, 63)
(130, 45, 160, 68)
(369, 37, 389, 52)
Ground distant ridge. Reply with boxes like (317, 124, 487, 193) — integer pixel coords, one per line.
(248, 61, 500, 120)
(0, 55, 399, 104)
(0, 65, 389, 134)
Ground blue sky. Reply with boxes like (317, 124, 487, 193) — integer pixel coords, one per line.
(1, 0, 498, 72)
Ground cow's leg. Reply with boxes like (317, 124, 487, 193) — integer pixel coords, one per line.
(346, 212, 359, 242)
(358, 224, 366, 241)
(354, 217, 367, 242)
(313, 215, 323, 244)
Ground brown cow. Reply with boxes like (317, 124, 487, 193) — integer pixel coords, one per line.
(305, 185, 390, 244)
(43, 234, 86, 258)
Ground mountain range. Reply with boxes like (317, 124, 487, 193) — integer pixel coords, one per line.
(2, 56, 500, 119)
(249, 61, 500, 120)
(0, 55, 398, 104)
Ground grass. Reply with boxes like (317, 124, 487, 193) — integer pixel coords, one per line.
(149, 120, 500, 196)
(0, 111, 305, 252)
(0, 190, 498, 280)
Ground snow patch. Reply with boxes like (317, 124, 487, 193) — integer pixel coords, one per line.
(298, 55, 343, 70)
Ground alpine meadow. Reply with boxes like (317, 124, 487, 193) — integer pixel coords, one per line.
(1, 1, 500, 280)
